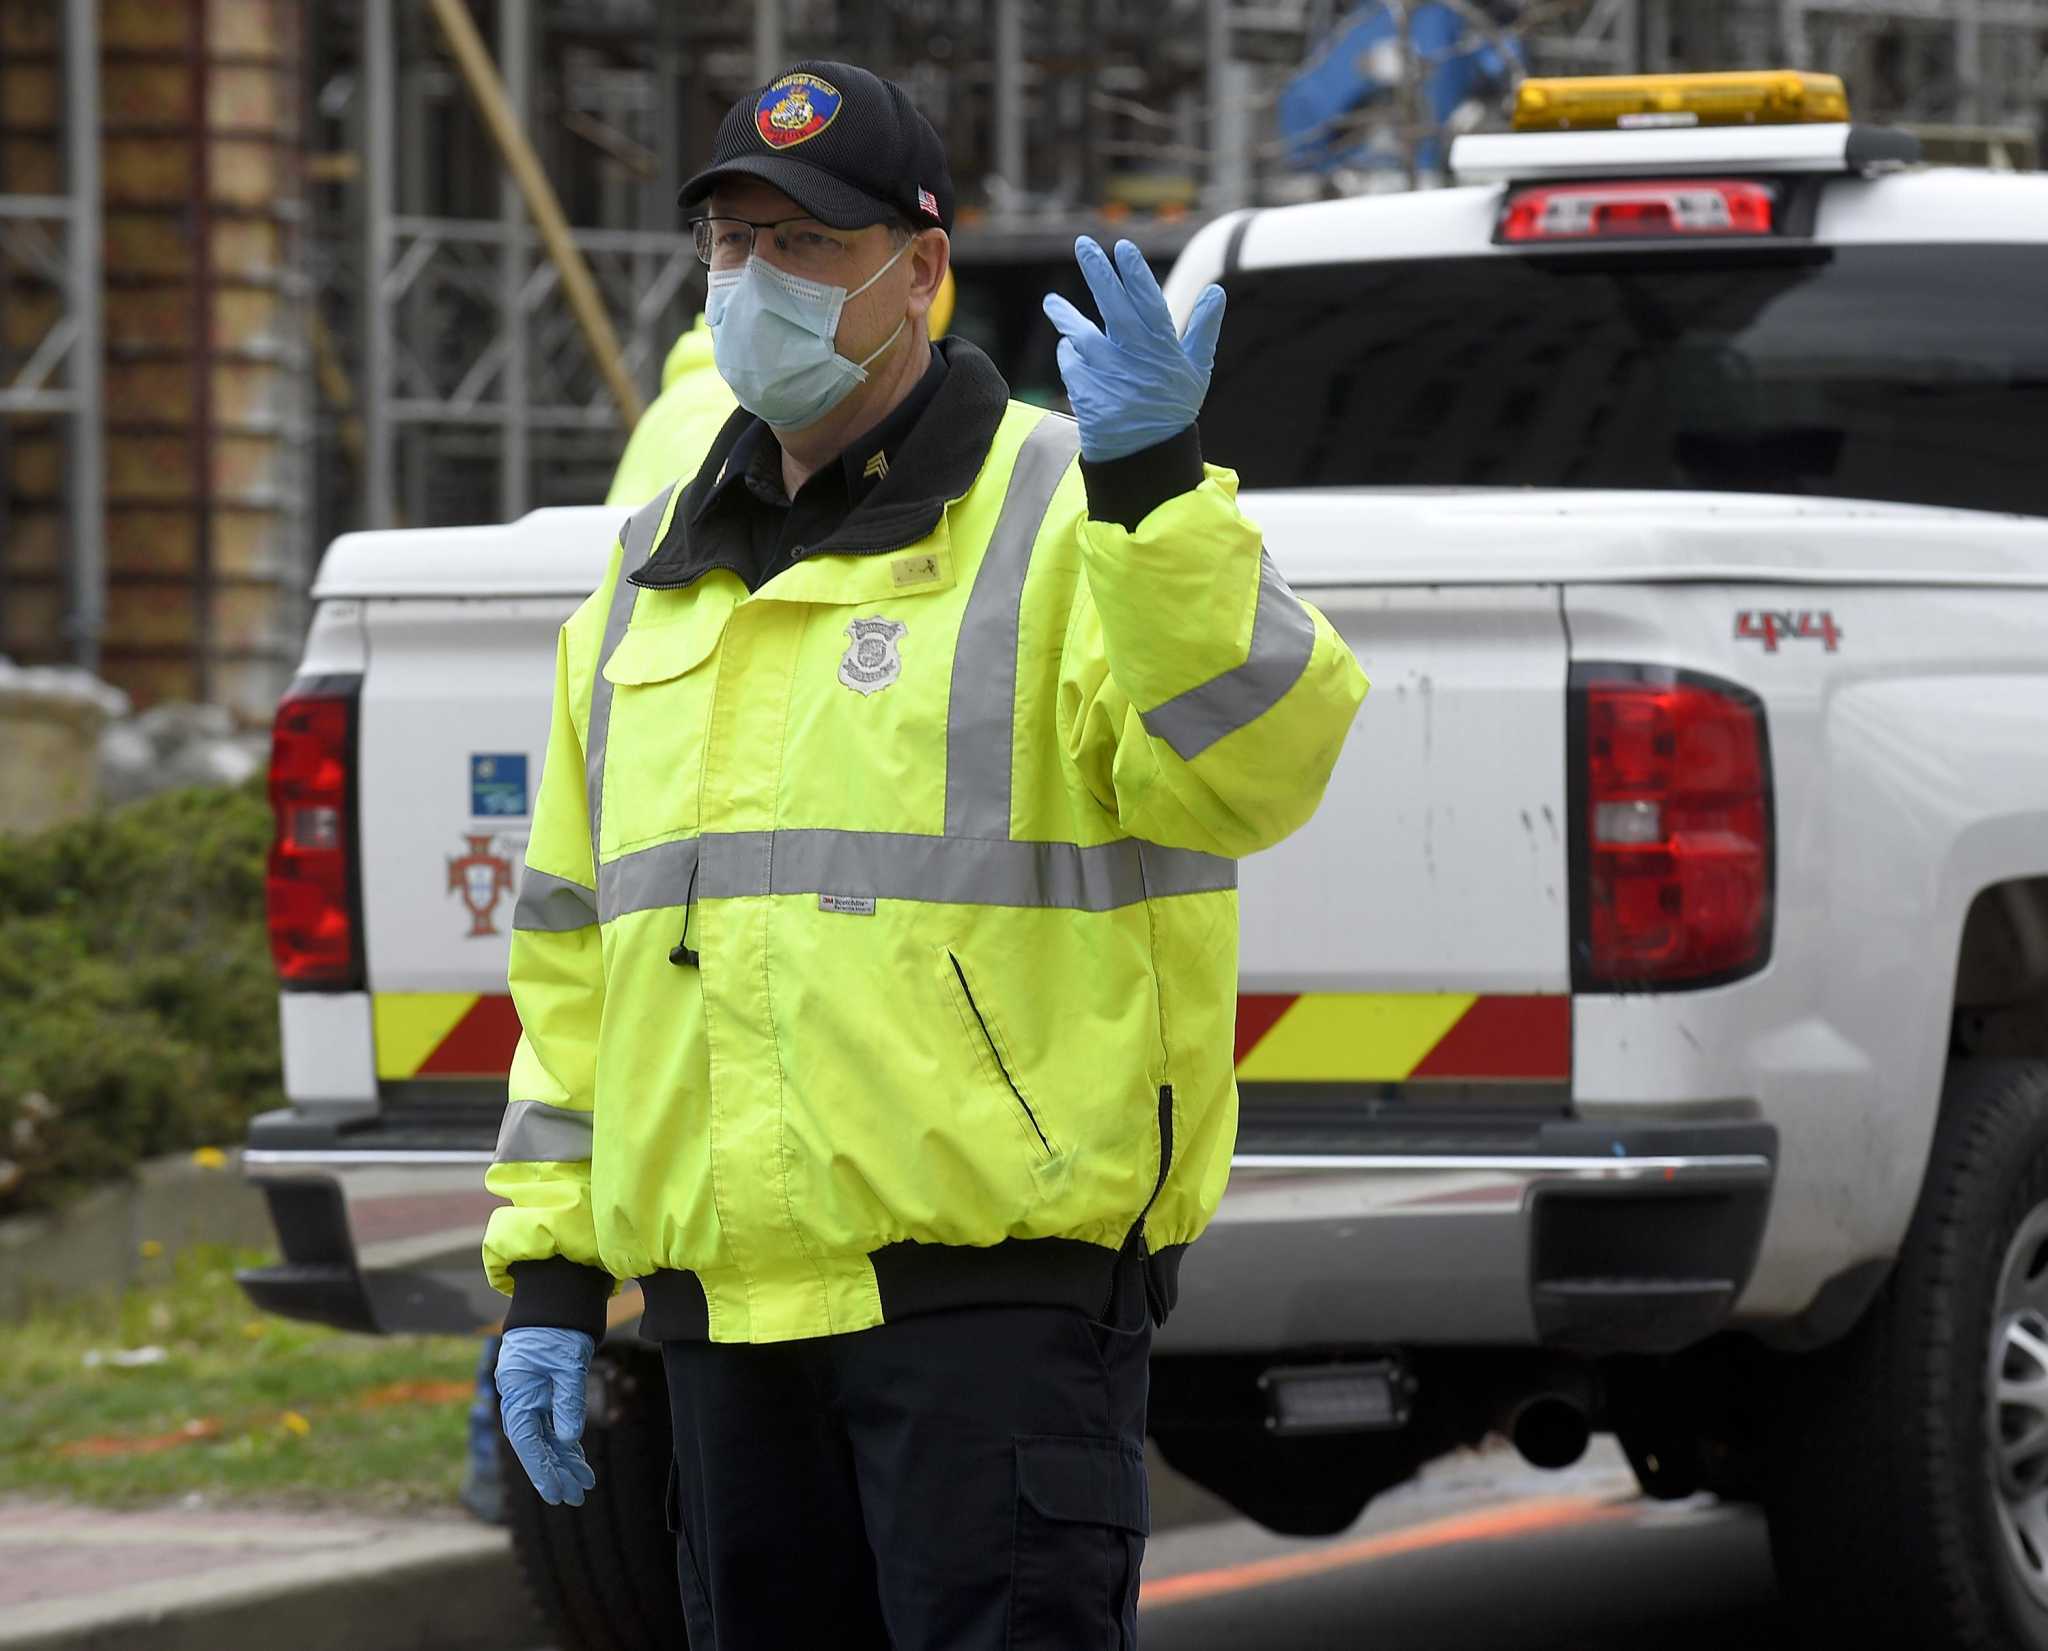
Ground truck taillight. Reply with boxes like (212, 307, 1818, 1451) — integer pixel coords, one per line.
(1571, 667, 1773, 990)
(267, 681, 362, 989)
(1499, 178, 1775, 242)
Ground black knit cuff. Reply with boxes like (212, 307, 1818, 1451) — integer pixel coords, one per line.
(1079, 424, 1204, 532)
(504, 1257, 612, 1343)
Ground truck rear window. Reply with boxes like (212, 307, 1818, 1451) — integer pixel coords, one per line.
(1203, 244, 2048, 517)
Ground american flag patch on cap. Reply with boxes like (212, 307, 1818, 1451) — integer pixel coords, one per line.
(917, 186, 939, 219)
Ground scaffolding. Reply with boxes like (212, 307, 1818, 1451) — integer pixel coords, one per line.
(0, 0, 102, 673)
(311, 0, 2048, 540)
(4, 0, 2045, 701)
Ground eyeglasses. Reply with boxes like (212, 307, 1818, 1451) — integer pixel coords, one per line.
(689, 215, 866, 277)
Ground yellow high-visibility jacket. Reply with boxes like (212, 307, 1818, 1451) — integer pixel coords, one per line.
(604, 318, 734, 511)
(484, 343, 1368, 1346)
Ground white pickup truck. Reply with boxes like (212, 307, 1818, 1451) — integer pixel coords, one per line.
(247, 82, 2048, 1651)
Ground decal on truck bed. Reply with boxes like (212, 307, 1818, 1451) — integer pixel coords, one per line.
(1235, 993, 1571, 1083)
(365, 991, 1571, 1085)
(447, 835, 517, 938)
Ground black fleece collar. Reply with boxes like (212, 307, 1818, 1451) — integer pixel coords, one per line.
(630, 337, 1012, 591)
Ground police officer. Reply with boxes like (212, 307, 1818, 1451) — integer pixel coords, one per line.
(487, 59, 1367, 1650)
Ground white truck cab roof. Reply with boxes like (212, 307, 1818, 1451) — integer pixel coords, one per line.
(1168, 149, 2048, 306)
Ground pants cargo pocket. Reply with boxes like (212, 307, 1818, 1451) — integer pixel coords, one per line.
(1009, 1434, 1150, 1651)
(666, 1456, 715, 1644)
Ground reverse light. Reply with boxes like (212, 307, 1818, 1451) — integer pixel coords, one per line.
(266, 682, 362, 988)
(1573, 669, 1773, 989)
(1513, 70, 1849, 133)
(1500, 178, 1775, 242)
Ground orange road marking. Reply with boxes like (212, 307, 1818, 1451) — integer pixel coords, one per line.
(1139, 1493, 1633, 1610)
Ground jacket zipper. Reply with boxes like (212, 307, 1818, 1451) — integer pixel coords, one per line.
(948, 951, 1052, 1158)
(1118, 1085, 1176, 1267)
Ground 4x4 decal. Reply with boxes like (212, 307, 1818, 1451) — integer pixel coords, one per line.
(1736, 609, 1842, 653)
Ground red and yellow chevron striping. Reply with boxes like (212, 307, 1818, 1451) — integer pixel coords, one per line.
(1236, 992, 1570, 1082)
(372, 993, 524, 1080)
(371, 991, 1569, 1084)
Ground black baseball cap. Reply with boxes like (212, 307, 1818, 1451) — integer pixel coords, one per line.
(679, 60, 955, 235)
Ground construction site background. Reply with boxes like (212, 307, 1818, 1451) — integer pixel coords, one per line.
(2, 0, 2044, 723)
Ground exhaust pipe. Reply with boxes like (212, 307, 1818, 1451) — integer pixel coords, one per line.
(1505, 1392, 1591, 1470)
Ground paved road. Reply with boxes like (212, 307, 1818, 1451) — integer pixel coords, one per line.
(1139, 1483, 1783, 1649)
(522, 1442, 1791, 1650)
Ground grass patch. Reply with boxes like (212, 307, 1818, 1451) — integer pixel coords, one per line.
(0, 1246, 486, 1511)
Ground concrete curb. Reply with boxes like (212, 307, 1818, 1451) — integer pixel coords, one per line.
(0, 1150, 273, 1321)
(0, 1459, 1227, 1651)
(0, 1522, 537, 1651)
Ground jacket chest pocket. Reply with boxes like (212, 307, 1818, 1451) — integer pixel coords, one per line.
(599, 611, 726, 854)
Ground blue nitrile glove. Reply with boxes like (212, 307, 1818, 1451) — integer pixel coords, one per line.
(494, 1327, 597, 1508)
(1041, 235, 1227, 463)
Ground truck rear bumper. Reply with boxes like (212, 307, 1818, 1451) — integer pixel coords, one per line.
(1163, 1119, 1776, 1356)
(241, 1117, 1774, 1355)
(240, 1139, 506, 1336)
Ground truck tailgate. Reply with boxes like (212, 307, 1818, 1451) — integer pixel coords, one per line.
(356, 594, 573, 1075)
(1236, 579, 1573, 1109)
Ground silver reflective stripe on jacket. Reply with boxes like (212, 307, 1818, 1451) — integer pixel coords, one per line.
(598, 836, 699, 924)
(581, 411, 1238, 927)
(494, 1099, 595, 1163)
(513, 867, 599, 933)
(586, 484, 677, 869)
(945, 414, 1082, 839)
(596, 829, 1233, 923)
(1139, 553, 1317, 761)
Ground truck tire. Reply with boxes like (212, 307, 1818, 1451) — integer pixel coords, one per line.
(1765, 1058, 2048, 1650)
(500, 1346, 689, 1651)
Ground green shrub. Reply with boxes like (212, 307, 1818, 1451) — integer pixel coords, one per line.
(0, 781, 280, 1216)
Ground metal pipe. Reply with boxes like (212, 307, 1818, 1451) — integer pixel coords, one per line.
(1780, 0, 1810, 67)
(363, 0, 395, 528)
(754, 0, 783, 87)
(1205, 0, 1254, 210)
(498, 0, 530, 520)
(188, 1, 217, 703)
(995, 0, 1024, 197)
(62, 0, 103, 673)
(1956, 0, 1985, 127)
(1506, 1392, 1592, 1470)
(1395, 0, 1421, 190)
(426, 0, 645, 428)
(1643, 0, 1672, 73)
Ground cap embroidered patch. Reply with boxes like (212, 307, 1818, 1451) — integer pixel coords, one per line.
(917, 186, 939, 218)
(756, 72, 842, 149)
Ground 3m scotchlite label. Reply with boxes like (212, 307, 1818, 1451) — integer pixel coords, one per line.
(512, 867, 599, 933)
(595, 827, 1235, 922)
(1139, 553, 1317, 761)
(493, 1099, 595, 1163)
(945, 415, 1081, 840)
(586, 485, 676, 869)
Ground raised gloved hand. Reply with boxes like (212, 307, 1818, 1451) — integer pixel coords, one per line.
(495, 1327, 597, 1507)
(1041, 235, 1227, 463)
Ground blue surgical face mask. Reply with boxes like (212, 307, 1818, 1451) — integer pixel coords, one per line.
(705, 238, 910, 431)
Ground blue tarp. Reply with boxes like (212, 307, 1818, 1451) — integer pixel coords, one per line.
(1277, 3, 1520, 175)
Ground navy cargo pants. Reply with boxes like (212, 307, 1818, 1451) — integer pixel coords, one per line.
(660, 1255, 1152, 1649)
